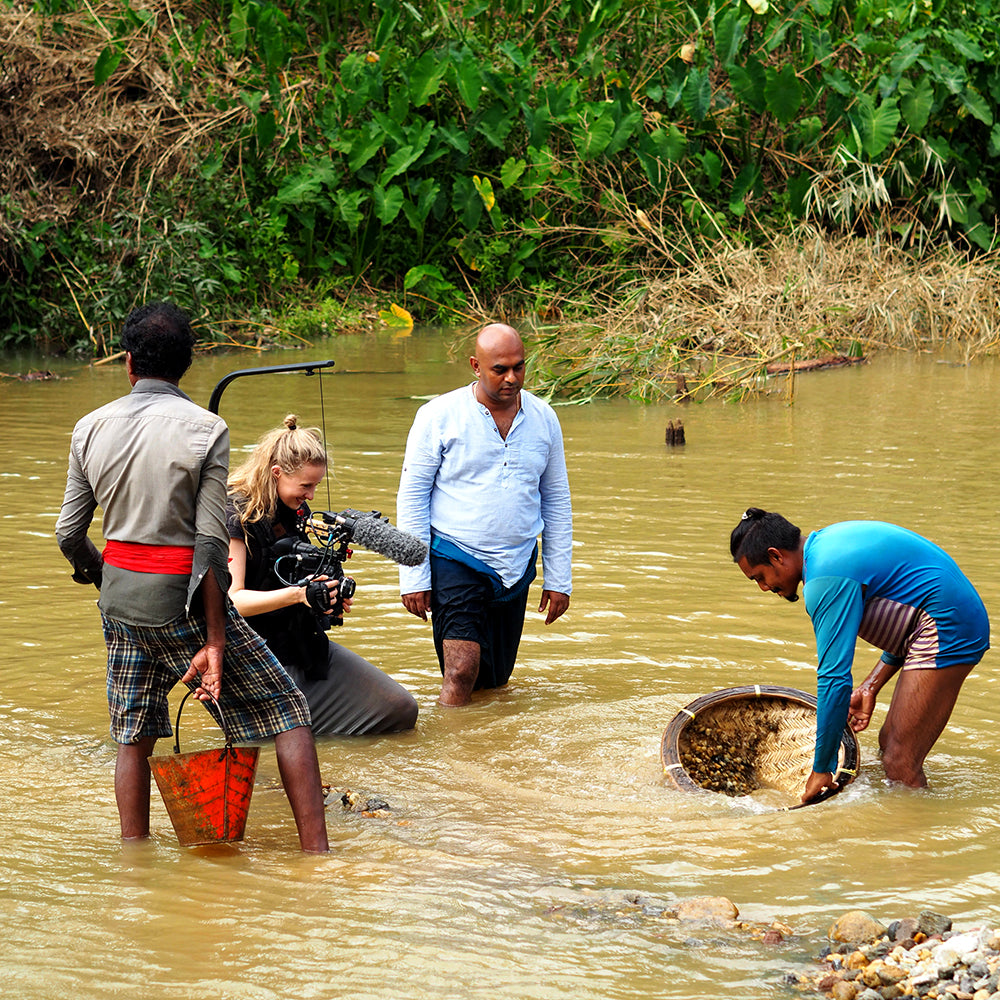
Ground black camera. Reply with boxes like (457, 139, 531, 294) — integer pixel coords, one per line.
(270, 533, 355, 630)
(270, 507, 427, 631)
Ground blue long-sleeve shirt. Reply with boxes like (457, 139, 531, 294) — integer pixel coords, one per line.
(803, 521, 989, 773)
(396, 383, 572, 596)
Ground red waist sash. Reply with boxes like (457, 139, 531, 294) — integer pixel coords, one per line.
(103, 540, 194, 575)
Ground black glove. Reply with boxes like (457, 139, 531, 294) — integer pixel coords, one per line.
(69, 538, 103, 590)
(305, 580, 333, 615)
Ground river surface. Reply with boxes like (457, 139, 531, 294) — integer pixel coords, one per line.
(2, 331, 999, 999)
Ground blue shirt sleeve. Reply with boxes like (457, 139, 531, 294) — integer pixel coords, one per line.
(803, 574, 863, 773)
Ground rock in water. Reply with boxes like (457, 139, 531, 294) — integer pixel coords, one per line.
(675, 896, 739, 923)
(829, 910, 888, 944)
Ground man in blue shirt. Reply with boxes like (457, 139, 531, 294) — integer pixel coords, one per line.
(730, 508, 989, 804)
(397, 323, 573, 706)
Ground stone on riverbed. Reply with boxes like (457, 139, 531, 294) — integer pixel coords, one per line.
(829, 911, 889, 944)
(675, 895, 740, 923)
(797, 909, 1000, 1000)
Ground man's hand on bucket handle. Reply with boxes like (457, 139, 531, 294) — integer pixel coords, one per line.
(182, 565, 226, 700)
(182, 643, 223, 701)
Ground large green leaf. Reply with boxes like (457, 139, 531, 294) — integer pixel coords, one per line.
(500, 157, 527, 188)
(924, 55, 965, 96)
(729, 57, 766, 113)
(275, 164, 334, 206)
(544, 81, 580, 121)
(520, 145, 555, 200)
(476, 104, 516, 149)
(649, 125, 687, 164)
(408, 51, 447, 107)
(701, 151, 722, 190)
(605, 110, 644, 158)
(714, 9, 750, 68)
(899, 76, 933, 134)
(404, 178, 441, 228)
(94, 45, 123, 86)
(451, 175, 482, 230)
(573, 107, 616, 160)
(765, 65, 802, 125)
(372, 7, 399, 49)
(378, 119, 435, 186)
(867, 98, 901, 157)
(988, 123, 1000, 158)
(729, 163, 761, 215)
(682, 68, 712, 122)
(451, 52, 483, 113)
(944, 29, 985, 63)
(255, 110, 277, 149)
(852, 94, 901, 157)
(373, 184, 404, 225)
(404, 264, 447, 292)
(525, 103, 552, 147)
(333, 190, 367, 232)
(961, 88, 993, 126)
(347, 126, 385, 174)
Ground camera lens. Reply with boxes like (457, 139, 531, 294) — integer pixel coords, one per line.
(340, 576, 357, 600)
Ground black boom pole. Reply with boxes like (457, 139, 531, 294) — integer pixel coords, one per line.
(207, 359, 336, 415)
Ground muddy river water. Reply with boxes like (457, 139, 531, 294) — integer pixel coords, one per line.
(2, 330, 999, 999)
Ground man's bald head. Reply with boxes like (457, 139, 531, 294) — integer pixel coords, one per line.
(475, 323, 523, 358)
(471, 323, 525, 410)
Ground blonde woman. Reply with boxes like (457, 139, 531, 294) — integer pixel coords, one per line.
(227, 415, 417, 735)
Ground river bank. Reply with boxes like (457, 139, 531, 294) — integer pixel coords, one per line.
(793, 909, 1000, 1000)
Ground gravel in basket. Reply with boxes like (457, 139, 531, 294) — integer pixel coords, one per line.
(661, 685, 859, 804)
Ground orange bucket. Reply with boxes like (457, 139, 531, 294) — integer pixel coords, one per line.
(148, 692, 259, 846)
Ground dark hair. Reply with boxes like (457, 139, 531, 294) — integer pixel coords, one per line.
(730, 508, 801, 565)
(120, 301, 194, 380)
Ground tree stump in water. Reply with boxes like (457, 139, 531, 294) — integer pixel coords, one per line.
(665, 419, 685, 446)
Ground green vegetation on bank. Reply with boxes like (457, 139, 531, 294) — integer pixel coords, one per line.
(2, 0, 999, 398)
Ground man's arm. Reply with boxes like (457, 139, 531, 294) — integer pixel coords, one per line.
(537, 413, 573, 605)
(180, 566, 224, 701)
(55, 437, 104, 588)
(179, 420, 230, 700)
(849, 655, 904, 732)
(803, 574, 864, 785)
(186, 422, 232, 614)
(397, 406, 440, 608)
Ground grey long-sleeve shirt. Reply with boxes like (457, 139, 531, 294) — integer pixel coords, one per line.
(55, 378, 231, 626)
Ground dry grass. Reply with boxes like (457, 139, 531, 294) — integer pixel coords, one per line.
(525, 225, 1000, 401)
(0, 1, 323, 235)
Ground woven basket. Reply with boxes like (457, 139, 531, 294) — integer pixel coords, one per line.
(660, 685, 859, 803)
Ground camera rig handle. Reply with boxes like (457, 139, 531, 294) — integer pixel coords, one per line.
(207, 359, 337, 415)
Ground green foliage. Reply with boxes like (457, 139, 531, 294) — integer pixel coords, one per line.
(6, 0, 1000, 354)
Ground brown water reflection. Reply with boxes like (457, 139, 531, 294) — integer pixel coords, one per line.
(2, 333, 999, 999)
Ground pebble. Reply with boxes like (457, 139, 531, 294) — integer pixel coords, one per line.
(793, 909, 1000, 1000)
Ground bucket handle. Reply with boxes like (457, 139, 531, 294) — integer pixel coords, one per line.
(171, 689, 236, 755)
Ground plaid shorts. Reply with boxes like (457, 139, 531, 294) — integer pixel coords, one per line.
(101, 606, 311, 744)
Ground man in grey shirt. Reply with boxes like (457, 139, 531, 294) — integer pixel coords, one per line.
(56, 302, 328, 852)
